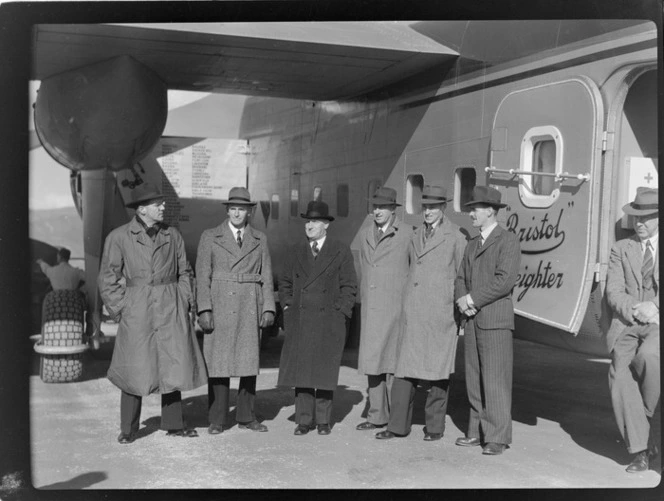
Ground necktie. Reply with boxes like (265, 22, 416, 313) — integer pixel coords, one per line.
(236, 230, 242, 248)
(311, 241, 319, 258)
(424, 224, 433, 240)
(642, 240, 654, 289)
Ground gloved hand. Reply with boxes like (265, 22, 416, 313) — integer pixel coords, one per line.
(260, 311, 275, 328)
(198, 311, 214, 333)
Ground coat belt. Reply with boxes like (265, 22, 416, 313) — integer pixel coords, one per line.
(126, 275, 177, 287)
(212, 272, 262, 283)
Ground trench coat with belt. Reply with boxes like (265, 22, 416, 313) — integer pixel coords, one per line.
(195, 221, 275, 377)
(394, 218, 467, 381)
(358, 218, 413, 376)
(277, 238, 357, 390)
(98, 218, 207, 396)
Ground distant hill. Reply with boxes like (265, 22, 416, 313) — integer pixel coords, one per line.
(29, 206, 84, 261)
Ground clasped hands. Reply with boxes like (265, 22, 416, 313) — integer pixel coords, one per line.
(197, 310, 275, 333)
(456, 294, 478, 318)
(631, 301, 659, 325)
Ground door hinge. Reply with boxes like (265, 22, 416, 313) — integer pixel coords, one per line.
(601, 131, 614, 152)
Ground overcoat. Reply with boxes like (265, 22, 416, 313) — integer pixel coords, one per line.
(195, 220, 275, 377)
(394, 218, 467, 380)
(605, 235, 660, 352)
(358, 218, 413, 375)
(277, 237, 357, 390)
(98, 218, 207, 396)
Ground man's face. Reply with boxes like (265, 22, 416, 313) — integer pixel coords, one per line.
(227, 204, 249, 228)
(423, 203, 445, 226)
(305, 219, 329, 240)
(469, 204, 494, 229)
(143, 199, 165, 223)
(372, 204, 396, 226)
(633, 213, 659, 240)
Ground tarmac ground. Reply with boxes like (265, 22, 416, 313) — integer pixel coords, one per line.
(28, 326, 661, 492)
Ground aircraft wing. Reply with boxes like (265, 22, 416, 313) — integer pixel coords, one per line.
(32, 22, 458, 101)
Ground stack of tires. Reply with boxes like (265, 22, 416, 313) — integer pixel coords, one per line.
(34, 290, 88, 383)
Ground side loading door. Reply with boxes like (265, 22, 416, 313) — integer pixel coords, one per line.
(489, 77, 604, 333)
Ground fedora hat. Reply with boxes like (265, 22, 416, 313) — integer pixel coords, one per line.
(301, 200, 335, 221)
(421, 185, 452, 205)
(223, 186, 256, 206)
(125, 182, 164, 209)
(622, 187, 658, 216)
(464, 185, 507, 208)
(368, 186, 401, 206)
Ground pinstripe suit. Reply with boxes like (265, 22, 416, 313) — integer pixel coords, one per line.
(455, 225, 521, 444)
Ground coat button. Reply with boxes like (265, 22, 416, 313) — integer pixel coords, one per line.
(413, 282, 419, 287)
(417, 261, 422, 265)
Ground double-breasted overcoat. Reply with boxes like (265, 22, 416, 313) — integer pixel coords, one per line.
(195, 221, 275, 377)
(277, 238, 357, 390)
(395, 218, 467, 381)
(358, 218, 413, 375)
(98, 217, 207, 396)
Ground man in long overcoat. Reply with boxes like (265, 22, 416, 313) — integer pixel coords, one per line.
(196, 187, 275, 435)
(605, 187, 659, 473)
(375, 185, 466, 441)
(356, 187, 413, 431)
(278, 200, 357, 436)
(454, 185, 521, 456)
(98, 183, 207, 444)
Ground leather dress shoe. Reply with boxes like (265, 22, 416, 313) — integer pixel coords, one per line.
(482, 442, 507, 455)
(294, 424, 315, 436)
(166, 428, 199, 438)
(626, 450, 650, 473)
(117, 432, 135, 444)
(356, 421, 385, 431)
(317, 424, 332, 435)
(455, 436, 482, 447)
(207, 424, 223, 435)
(238, 420, 268, 432)
(375, 430, 405, 440)
(424, 432, 442, 441)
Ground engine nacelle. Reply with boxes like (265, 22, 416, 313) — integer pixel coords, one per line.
(34, 55, 167, 171)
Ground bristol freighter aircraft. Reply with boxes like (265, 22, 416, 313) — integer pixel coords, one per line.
(30, 20, 658, 357)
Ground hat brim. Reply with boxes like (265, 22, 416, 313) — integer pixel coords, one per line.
(368, 197, 401, 206)
(421, 199, 452, 205)
(300, 213, 335, 221)
(223, 200, 257, 206)
(463, 200, 506, 208)
(622, 203, 658, 216)
(126, 196, 165, 209)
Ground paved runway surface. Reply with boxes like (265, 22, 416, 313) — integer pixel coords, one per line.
(29, 328, 661, 492)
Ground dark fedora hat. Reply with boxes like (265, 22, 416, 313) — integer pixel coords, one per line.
(421, 185, 452, 205)
(301, 200, 335, 221)
(622, 187, 658, 216)
(223, 186, 256, 206)
(125, 182, 164, 208)
(464, 185, 507, 208)
(368, 186, 401, 206)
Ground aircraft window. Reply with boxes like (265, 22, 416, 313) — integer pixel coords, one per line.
(406, 174, 424, 215)
(337, 184, 349, 217)
(313, 186, 322, 201)
(519, 126, 562, 208)
(454, 167, 476, 212)
(366, 178, 383, 213)
(290, 188, 299, 217)
(271, 194, 279, 220)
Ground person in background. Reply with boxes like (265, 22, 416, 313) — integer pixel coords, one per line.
(196, 187, 275, 435)
(606, 187, 659, 473)
(356, 187, 413, 432)
(98, 183, 206, 444)
(37, 247, 86, 292)
(454, 185, 521, 456)
(277, 200, 357, 436)
(375, 185, 466, 441)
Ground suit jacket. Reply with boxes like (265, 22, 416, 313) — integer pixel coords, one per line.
(605, 235, 660, 352)
(455, 225, 521, 330)
(277, 237, 357, 390)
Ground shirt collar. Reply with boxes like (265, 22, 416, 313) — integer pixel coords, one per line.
(310, 235, 326, 249)
(481, 222, 499, 241)
(229, 220, 246, 237)
(641, 233, 658, 252)
(135, 215, 160, 237)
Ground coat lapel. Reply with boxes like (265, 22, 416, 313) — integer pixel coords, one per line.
(303, 239, 339, 288)
(626, 237, 643, 288)
(153, 225, 171, 255)
(416, 218, 453, 259)
(213, 220, 242, 259)
(237, 225, 260, 261)
(129, 218, 153, 249)
(475, 225, 502, 259)
(296, 241, 312, 279)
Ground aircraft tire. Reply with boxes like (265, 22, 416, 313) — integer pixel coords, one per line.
(39, 290, 86, 383)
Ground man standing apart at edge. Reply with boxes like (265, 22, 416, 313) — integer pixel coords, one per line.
(606, 187, 659, 473)
(454, 185, 520, 455)
(196, 187, 275, 435)
(356, 187, 413, 432)
(278, 200, 357, 436)
(376, 185, 466, 441)
(98, 183, 207, 444)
